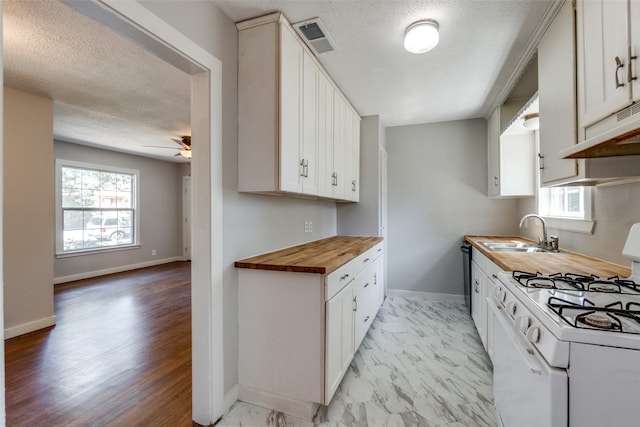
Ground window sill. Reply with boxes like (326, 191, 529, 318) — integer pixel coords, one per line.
(542, 216, 595, 235)
(56, 244, 141, 259)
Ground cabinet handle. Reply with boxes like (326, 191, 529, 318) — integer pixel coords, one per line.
(492, 274, 498, 279)
(629, 46, 638, 83)
(352, 180, 356, 191)
(299, 159, 306, 177)
(340, 273, 350, 281)
(538, 153, 544, 170)
(493, 176, 498, 187)
(364, 316, 370, 323)
(303, 159, 309, 177)
(332, 172, 338, 186)
(363, 258, 370, 263)
(374, 273, 377, 285)
(353, 296, 358, 312)
(474, 280, 479, 293)
(377, 248, 382, 252)
(615, 56, 625, 88)
(364, 282, 370, 288)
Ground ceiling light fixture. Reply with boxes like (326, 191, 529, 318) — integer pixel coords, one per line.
(523, 113, 540, 130)
(404, 20, 440, 54)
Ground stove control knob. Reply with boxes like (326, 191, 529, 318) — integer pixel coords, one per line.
(526, 326, 541, 344)
(515, 316, 530, 334)
(506, 301, 517, 316)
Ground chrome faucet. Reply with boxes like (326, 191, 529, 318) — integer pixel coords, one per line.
(519, 214, 557, 251)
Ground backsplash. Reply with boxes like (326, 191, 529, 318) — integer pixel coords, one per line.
(517, 181, 640, 267)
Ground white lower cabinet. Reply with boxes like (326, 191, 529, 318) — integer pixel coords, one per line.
(471, 248, 503, 361)
(325, 278, 354, 403)
(238, 242, 384, 418)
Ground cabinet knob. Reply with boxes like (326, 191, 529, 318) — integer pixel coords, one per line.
(615, 56, 625, 88)
(629, 46, 638, 83)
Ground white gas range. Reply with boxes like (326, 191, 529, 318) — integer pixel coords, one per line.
(491, 223, 640, 427)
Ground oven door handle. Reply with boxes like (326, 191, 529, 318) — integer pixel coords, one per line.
(490, 302, 542, 376)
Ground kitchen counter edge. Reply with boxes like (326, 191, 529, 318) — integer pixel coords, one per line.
(234, 236, 384, 275)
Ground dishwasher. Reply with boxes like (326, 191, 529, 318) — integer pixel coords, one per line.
(460, 241, 472, 314)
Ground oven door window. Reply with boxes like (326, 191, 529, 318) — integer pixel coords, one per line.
(491, 304, 568, 427)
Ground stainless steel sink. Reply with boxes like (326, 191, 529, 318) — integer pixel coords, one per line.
(480, 241, 557, 253)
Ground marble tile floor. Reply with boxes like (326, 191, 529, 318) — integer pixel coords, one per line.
(218, 295, 497, 427)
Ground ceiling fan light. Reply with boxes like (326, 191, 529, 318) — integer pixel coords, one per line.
(404, 20, 439, 54)
(180, 149, 192, 159)
(523, 113, 540, 130)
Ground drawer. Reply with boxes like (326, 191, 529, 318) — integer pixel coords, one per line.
(353, 262, 377, 305)
(326, 242, 384, 300)
(354, 291, 378, 349)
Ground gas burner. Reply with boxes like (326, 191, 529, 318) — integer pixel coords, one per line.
(547, 297, 640, 333)
(512, 271, 640, 294)
(578, 313, 619, 330)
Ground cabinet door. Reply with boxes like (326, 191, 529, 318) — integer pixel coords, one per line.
(539, 0, 580, 185)
(332, 93, 347, 200)
(375, 255, 384, 307)
(487, 107, 500, 197)
(302, 51, 319, 195)
(576, 0, 631, 129)
(279, 24, 303, 193)
(325, 281, 354, 403)
(317, 70, 334, 198)
(345, 108, 361, 202)
(471, 261, 486, 346)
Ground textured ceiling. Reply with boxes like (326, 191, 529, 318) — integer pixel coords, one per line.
(215, 0, 553, 126)
(3, 0, 553, 162)
(3, 0, 191, 162)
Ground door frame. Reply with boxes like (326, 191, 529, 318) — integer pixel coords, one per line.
(57, 1, 224, 424)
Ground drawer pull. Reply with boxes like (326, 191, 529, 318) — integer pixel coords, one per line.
(340, 273, 350, 281)
(364, 316, 370, 322)
(374, 273, 377, 285)
(492, 274, 498, 279)
(377, 248, 382, 252)
(353, 296, 358, 312)
(363, 258, 370, 263)
(364, 282, 370, 288)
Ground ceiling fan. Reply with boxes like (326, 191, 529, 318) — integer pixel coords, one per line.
(145, 136, 191, 159)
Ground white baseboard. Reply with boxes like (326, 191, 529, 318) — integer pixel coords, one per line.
(386, 289, 465, 303)
(238, 385, 319, 420)
(5, 315, 57, 339)
(223, 384, 239, 414)
(53, 256, 185, 284)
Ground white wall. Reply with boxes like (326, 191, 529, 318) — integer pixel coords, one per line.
(53, 141, 184, 281)
(517, 183, 640, 267)
(138, 1, 338, 394)
(3, 87, 55, 336)
(387, 119, 519, 294)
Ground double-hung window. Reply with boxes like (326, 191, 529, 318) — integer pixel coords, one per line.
(56, 159, 139, 255)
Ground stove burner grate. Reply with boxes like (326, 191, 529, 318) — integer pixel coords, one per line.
(513, 271, 640, 294)
(547, 297, 640, 333)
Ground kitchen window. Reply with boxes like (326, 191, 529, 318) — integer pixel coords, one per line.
(55, 159, 139, 255)
(538, 186, 595, 234)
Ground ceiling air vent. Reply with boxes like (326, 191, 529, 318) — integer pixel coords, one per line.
(293, 18, 336, 55)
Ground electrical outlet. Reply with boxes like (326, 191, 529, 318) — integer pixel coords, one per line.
(309, 221, 313, 233)
(304, 221, 310, 233)
(152, 249, 157, 256)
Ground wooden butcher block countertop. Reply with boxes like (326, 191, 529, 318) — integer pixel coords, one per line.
(465, 235, 631, 278)
(234, 236, 383, 274)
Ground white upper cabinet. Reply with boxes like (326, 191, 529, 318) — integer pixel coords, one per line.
(279, 24, 304, 193)
(538, 0, 582, 185)
(577, 0, 633, 130)
(487, 103, 536, 198)
(301, 51, 319, 195)
(237, 13, 360, 202)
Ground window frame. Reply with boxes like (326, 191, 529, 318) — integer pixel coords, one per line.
(55, 159, 141, 257)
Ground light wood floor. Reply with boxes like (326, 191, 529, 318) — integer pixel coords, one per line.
(5, 262, 200, 426)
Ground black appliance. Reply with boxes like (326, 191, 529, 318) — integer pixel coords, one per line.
(460, 241, 472, 314)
